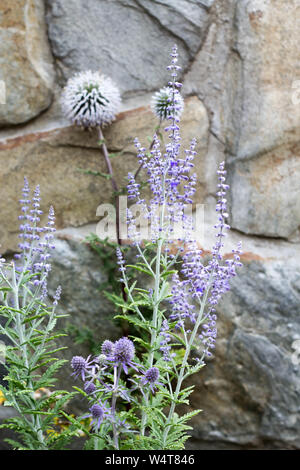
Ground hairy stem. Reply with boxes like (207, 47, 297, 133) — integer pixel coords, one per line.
(111, 365, 122, 450)
(97, 126, 122, 247)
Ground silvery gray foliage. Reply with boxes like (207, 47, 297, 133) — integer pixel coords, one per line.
(0, 181, 76, 450)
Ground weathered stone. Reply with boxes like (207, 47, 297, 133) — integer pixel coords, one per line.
(232, 0, 300, 159)
(0, 96, 209, 253)
(188, 251, 300, 449)
(45, 0, 212, 94)
(184, 0, 239, 147)
(47, 234, 121, 388)
(0, 0, 55, 126)
(229, 141, 300, 239)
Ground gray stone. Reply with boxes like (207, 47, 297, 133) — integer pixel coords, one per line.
(45, 0, 212, 94)
(48, 235, 120, 346)
(0, 0, 55, 126)
(229, 142, 300, 239)
(232, 0, 300, 160)
(189, 255, 300, 449)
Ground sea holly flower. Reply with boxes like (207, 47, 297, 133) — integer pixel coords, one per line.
(61, 70, 123, 245)
(84, 401, 111, 432)
(71, 355, 96, 381)
(151, 86, 184, 121)
(61, 70, 121, 128)
(84, 381, 97, 396)
(101, 340, 115, 357)
(141, 367, 162, 393)
(112, 337, 138, 374)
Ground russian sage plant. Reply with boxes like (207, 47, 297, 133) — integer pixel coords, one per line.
(69, 46, 242, 451)
(0, 181, 77, 450)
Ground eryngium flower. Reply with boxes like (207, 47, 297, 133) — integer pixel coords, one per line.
(84, 381, 96, 395)
(144, 367, 159, 384)
(101, 339, 114, 357)
(151, 86, 184, 121)
(85, 401, 110, 431)
(61, 70, 121, 128)
(71, 355, 94, 381)
(114, 337, 135, 364)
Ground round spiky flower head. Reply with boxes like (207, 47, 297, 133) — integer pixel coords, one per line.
(151, 86, 184, 121)
(101, 339, 114, 357)
(61, 70, 121, 128)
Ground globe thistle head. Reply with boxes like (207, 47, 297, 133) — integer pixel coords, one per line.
(101, 340, 114, 357)
(114, 337, 135, 364)
(61, 70, 121, 128)
(151, 86, 184, 121)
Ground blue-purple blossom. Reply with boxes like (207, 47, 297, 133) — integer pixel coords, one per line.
(116, 248, 126, 274)
(113, 337, 136, 374)
(101, 340, 115, 357)
(53, 285, 62, 306)
(71, 355, 95, 381)
(85, 401, 111, 431)
(160, 319, 172, 362)
(142, 367, 162, 393)
(15, 178, 59, 301)
(144, 367, 159, 384)
(84, 381, 97, 395)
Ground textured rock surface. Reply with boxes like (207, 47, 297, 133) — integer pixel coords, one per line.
(233, 0, 300, 160)
(228, 0, 300, 238)
(187, 247, 300, 449)
(45, 0, 212, 94)
(0, 0, 55, 126)
(229, 142, 300, 239)
(0, 97, 209, 253)
(184, 0, 300, 239)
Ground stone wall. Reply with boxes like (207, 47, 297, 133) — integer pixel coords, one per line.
(0, 0, 300, 449)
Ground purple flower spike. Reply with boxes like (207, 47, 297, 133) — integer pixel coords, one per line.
(114, 337, 135, 363)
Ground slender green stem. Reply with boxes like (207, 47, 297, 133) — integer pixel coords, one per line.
(140, 166, 168, 435)
(97, 126, 122, 247)
(11, 263, 46, 447)
(111, 365, 121, 450)
(161, 279, 213, 448)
